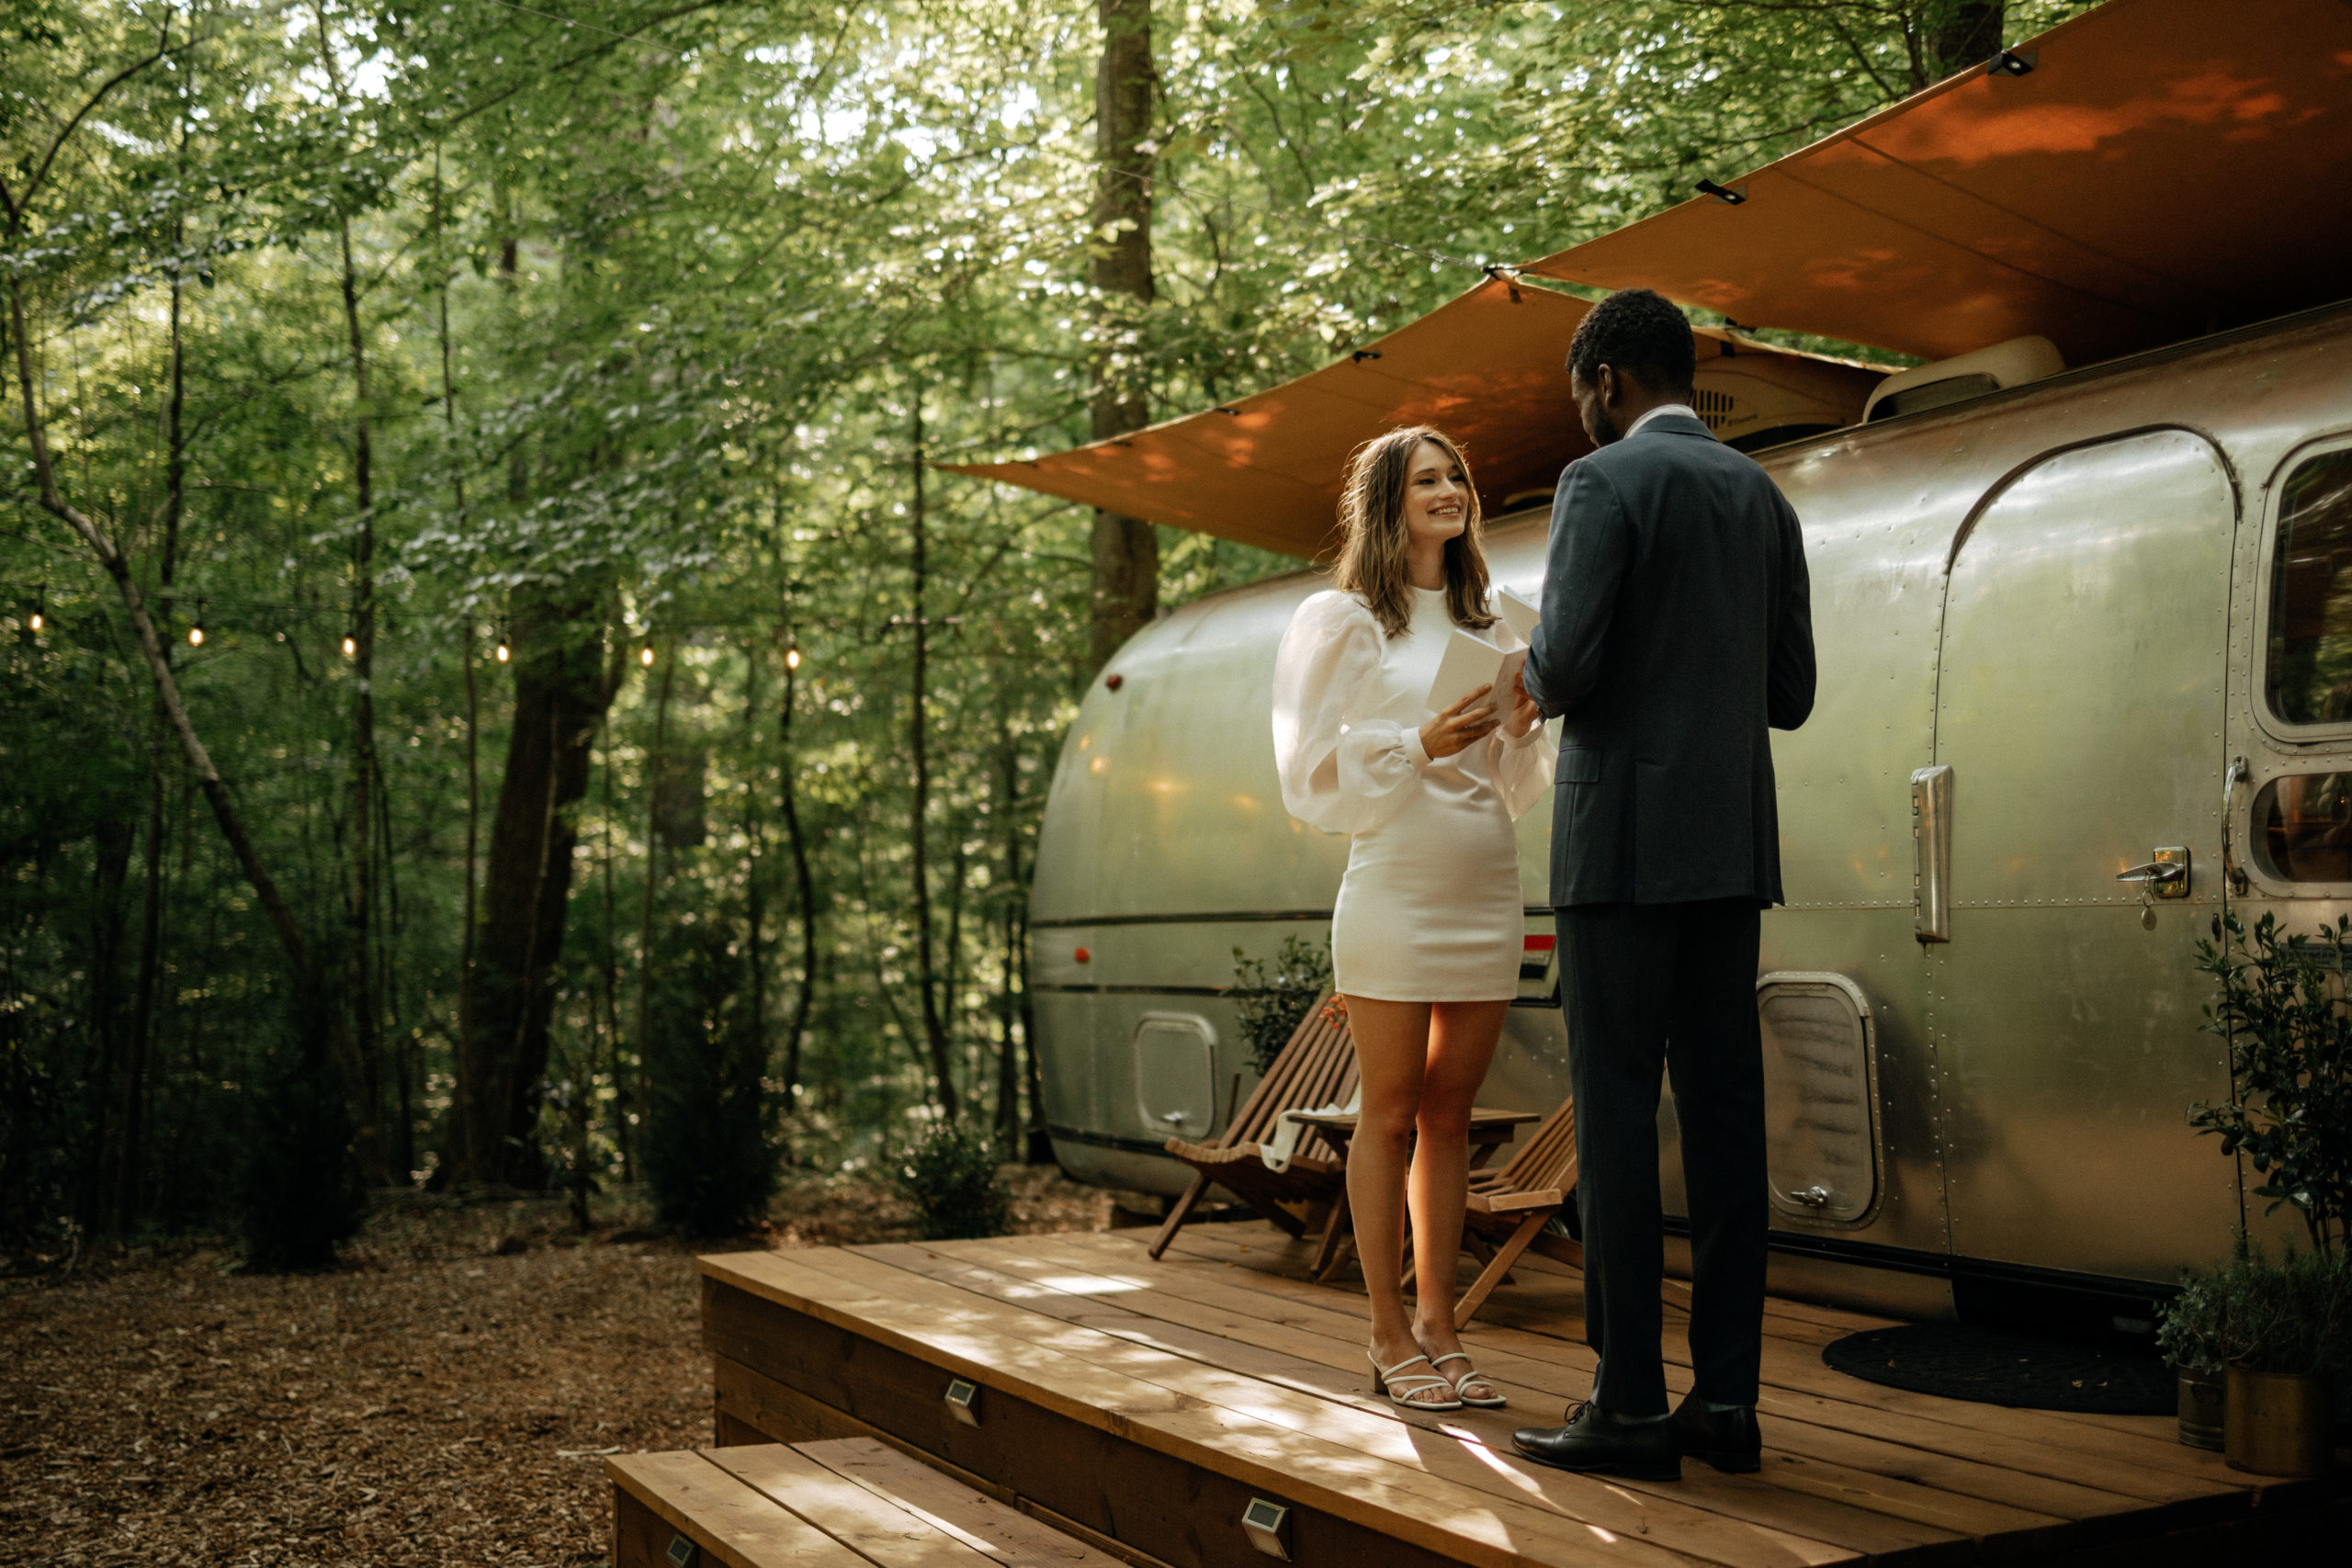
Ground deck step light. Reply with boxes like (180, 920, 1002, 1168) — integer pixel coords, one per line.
(664, 1531, 697, 1567)
(1696, 179, 1747, 205)
(1988, 47, 2036, 75)
(944, 1377, 981, 1427)
(1241, 1498, 1293, 1559)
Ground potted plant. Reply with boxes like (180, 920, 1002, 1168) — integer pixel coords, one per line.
(2180, 912, 2352, 1472)
(2154, 1268, 2227, 1451)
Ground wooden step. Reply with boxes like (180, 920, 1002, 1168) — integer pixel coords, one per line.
(609, 1437, 1146, 1568)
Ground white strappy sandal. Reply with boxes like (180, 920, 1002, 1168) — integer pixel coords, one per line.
(1367, 1350, 1464, 1411)
(1430, 1350, 1508, 1408)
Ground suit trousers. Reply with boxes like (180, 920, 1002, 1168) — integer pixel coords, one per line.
(1558, 898, 1767, 1415)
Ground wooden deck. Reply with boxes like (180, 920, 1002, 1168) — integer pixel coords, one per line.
(696, 1222, 2349, 1567)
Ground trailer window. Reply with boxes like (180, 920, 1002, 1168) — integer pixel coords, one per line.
(2266, 451, 2352, 725)
(2255, 773, 2352, 883)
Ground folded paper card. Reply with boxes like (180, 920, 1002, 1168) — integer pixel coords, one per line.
(1494, 588, 1541, 644)
(1427, 628, 1528, 715)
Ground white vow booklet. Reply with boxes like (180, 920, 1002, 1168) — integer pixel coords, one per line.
(1494, 587, 1541, 644)
(1427, 628, 1528, 715)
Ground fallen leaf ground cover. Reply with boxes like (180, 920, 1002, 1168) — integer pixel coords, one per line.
(1, 1166, 1130, 1566)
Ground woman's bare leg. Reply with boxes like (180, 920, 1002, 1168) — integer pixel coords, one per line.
(1411, 999, 1510, 1393)
(1341, 996, 1441, 1395)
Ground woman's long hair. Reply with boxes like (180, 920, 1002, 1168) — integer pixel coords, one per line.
(1333, 426, 1498, 639)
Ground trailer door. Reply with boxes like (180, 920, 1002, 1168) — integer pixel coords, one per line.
(1929, 428, 2242, 1282)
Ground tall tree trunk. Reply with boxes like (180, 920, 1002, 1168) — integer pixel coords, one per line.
(120, 247, 187, 1232)
(335, 212, 388, 1184)
(632, 641, 677, 1167)
(908, 398, 959, 1116)
(447, 603, 618, 1189)
(9, 283, 312, 986)
(436, 146, 482, 1146)
(775, 632, 817, 1111)
(84, 816, 135, 1234)
(601, 735, 627, 1178)
(1088, 0, 1159, 673)
(742, 641, 766, 1077)
(313, 0, 387, 1182)
(993, 706, 1023, 1150)
(1927, 1, 2005, 79)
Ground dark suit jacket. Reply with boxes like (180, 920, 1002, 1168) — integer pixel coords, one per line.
(1522, 412, 1815, 908)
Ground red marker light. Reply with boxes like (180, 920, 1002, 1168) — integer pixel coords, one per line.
(1104, 673, 1124, 691)
(1073, 946, 1091, 964)
(1523, 934, 1556, 953)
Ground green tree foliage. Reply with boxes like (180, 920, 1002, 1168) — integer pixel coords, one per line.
(3, 1, 2098, 1255)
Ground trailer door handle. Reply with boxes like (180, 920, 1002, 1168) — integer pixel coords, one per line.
(1911, 765, 1953, 943)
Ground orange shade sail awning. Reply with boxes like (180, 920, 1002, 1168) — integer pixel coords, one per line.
(946, 278, 1873, 558)
(1522, 0, 2352, 365)
(946, 277, 1591, 560)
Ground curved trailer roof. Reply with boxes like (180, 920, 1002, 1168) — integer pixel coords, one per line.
(950, 0, 2352, 558)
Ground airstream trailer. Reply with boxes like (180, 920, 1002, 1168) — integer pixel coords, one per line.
(1027, 298, 2352, 1317)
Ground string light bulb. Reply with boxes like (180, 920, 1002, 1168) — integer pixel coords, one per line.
(785, 644, 801, 671)
(639, 643, 656, 667)
(187, 599, 206, 648)
(493, 624, 511, 663)
(341, 626, 358, 658)
(28, 586, 43, 633)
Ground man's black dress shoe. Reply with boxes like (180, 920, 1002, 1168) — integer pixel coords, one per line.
(1510, 1402, 1680, 1481)
(1671, 1393, 1762, 1473)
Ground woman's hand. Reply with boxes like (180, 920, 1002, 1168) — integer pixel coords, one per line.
(1419, 687, 1501, 759)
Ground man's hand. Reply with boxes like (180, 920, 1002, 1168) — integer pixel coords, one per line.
(1420, 687, 1501, 759)
(1503, 660, 1543, 739)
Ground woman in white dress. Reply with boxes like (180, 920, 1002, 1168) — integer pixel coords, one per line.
(1272, 426, 1553, 1411)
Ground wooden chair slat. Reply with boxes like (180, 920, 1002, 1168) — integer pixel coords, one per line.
(1149, 992, 1356, 1259)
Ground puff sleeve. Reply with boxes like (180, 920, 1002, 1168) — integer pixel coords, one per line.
(1485, 612, 1556, 819)
(1272, 592, 1427, 835)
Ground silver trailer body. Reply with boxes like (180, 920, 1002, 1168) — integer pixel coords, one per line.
(1029, 304, 2352, 1312)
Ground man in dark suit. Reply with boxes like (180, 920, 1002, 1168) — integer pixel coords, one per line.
(1508, 288, 1815, 1482)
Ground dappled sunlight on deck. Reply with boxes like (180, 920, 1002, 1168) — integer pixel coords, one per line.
(695, 1223, 2349, 1565)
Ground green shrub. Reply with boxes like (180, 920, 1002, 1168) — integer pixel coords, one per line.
(2159, 1234, 2352, 1377)
(1230, 935, 1333, 1076)
(892, 1121, 1010, 1240)
(2193, 911, 2352, 1251)
(235, 972, 366, 1270)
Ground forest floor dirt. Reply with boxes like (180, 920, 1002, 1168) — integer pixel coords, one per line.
(0, 1165, 1143, 1567)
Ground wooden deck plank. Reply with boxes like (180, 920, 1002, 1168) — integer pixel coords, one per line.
(943, 1235, 2150, 1531)
(840, 1243, 1973, 1563)
(800, 1246, 1864, 1568)
(1119, 1228, 2245, 1505)
(701, 1442, 1006, 1567)
(706, 1250, 1722, 1568)
(782, 1437, 1133, 1568)
(889, 1239, 2080, 1546)
(606, 1450, 869, 1568)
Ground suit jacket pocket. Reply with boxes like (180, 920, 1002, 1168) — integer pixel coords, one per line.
(1558, 747, 1602, 784)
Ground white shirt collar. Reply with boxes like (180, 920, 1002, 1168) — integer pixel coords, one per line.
(1625, 402, 1698, 438)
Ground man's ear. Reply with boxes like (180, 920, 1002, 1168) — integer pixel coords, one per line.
(1593, 363, 1618, 408)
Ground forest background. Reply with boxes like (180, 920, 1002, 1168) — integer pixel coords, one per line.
(2, 0, 2090, 1265)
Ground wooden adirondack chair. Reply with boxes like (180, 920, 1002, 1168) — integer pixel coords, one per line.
(1147, 994, 1358, 1260)
(1444, 1097, 1582, 1327)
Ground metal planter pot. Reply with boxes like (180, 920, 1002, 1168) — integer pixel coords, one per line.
(2176, 1366, 2225, 1451)
(2223, 1367, 2333, 1477)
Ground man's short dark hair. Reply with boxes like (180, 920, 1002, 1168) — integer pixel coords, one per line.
(1566, 288, 1696, 395)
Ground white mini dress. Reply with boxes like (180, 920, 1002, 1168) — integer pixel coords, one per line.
(1272, 587, 1553, 1002)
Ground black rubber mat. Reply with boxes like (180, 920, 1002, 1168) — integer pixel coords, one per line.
(1820, 1323, 2175, 1414)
